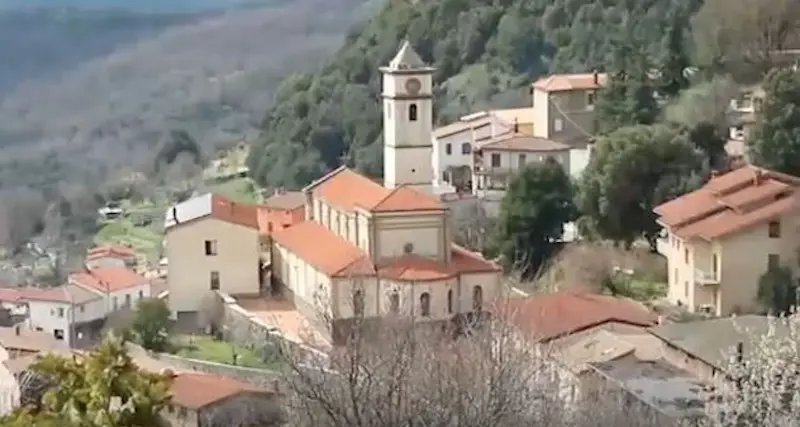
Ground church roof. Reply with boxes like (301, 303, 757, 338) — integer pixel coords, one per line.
(386, 40, 432, 71)
(271, 220, 499, 280)
(304, 166, 444, 213)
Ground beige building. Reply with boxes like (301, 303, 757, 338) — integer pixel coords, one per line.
(164, 193, 261, 323)
(530, 71, 606, 145)
(268, 42, 502, 343)
(654, 166, 800, 316)
(166, 371, 283, 427)
(472, 132, 571, 215)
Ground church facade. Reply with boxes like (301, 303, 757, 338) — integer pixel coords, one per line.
(268, 42, 502, 340)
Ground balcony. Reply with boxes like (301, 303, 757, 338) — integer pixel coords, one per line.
(694, 268, 719, 285)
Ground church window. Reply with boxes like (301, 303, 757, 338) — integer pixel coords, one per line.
(409, 104, 418, 121)
(447, 289, 454, 314)
(420, 293, 431, 316)
(353, 289, 364, 317)
(389, 292, 400, 314)
(445, 143, 452, 155)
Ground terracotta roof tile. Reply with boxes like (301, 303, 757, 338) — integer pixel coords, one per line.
(13, 285, 102, 304)
(87, 245, 136, 260)
(433, 115, 496, 138)
(262, 191, 306, 211)
(495, 291, 657, 342)
(655, 166, 800, 240)
(372, 186, 445, 212)
(532, 72, 607, 92)
(271, 221, 498, 280)
(271, 221, 373, 278)
(0, 326, 66, 353)
(210, 194, 259, 229)
(170, 372, 270, 409)
(480, 133, 570, 153)
(70, 266, 148, 293)
(305, 167, 444, 213)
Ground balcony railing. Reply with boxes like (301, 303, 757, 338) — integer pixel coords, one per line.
(695, 269, 719, 285)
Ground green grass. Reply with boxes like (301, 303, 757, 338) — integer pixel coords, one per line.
(94, 217, 163, 261)
(206, 177, 261, 204)
(172, 335, 281, 370)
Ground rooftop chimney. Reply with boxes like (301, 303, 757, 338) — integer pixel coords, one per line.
(171, 207, 179, 224)
(754, 169, 764, 186)
(593, 70, 599, 86)
(513, 118, 519, 133)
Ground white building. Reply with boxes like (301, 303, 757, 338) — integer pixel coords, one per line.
(380, 41, 436, 195)
(21, 285, 105, 348)
(69, 266, 151, 312)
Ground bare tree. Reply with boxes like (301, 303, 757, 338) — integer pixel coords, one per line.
(450, 199, 494, 252)
(692, 0, 800, 80)
(276, 308, 673, 427)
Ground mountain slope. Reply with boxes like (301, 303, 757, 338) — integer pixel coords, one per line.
(0, 7, 208, 95)
(247, 0, 697, 189)
(0, 0, 368, 189)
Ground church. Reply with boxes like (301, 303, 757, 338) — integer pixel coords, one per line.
(268, 41, 502, 339)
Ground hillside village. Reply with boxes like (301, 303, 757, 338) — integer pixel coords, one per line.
(0, 38, 799, 425)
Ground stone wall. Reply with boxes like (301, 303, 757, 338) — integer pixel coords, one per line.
(146, 350, 282, 390)
(213, 292, 329, 368)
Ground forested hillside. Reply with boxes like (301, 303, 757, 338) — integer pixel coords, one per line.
(0, 0, 369, 190)
(247, 0, 699, 188)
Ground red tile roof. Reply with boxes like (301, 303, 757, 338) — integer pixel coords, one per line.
(654, 166, 800, 240)
(305, 167, 444, 213)
(70, 266, 148, 293)
(480, 133, 570, 153)
(532, 72, 607, 92)
(271, 220, 498, 280)
(0, 285, 102, 304)
(169, 372, 272, 409)
(86, 245, 136, 260)
(210, 194, 259, 229)
(495, 291, 657, 342)
(262, 191, 306, 210)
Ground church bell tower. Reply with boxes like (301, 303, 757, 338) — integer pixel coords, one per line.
(379, 41, 435, 193)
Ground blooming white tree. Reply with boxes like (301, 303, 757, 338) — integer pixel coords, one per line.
(702, 315, 800, 427)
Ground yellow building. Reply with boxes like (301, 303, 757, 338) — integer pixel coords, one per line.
(654, 166, 800, 315)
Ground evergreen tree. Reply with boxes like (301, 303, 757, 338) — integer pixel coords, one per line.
(657, 10, 690, 98)
(497, 158, 576, 279)
(748, 69, 800, 175)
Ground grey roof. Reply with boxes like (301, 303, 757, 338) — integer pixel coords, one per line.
(387, 40, 430, 70)
(649, 315, 791, 370)
(164, 193, 213, 230)
(589, 354, 707, 420)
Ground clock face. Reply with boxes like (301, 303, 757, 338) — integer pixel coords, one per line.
(405, 78, 421, 95)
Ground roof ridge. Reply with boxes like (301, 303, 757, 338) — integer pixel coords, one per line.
(302, 165, 349, 193)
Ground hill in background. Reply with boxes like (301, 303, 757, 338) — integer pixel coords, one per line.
(0, 0, 370, 190)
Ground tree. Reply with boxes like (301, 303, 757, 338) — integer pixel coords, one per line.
(496, 158, 576, 279)
(131, 298, 171, 352)
(278, 314, 666, 427)
(596, 40, 659, 134)
(2, 336, 172, 426)
(691, 0, 800, 80)
(577, 125, 706, 249)
(748, 69, 800, 176)
(656, 10, 691, 99)
(704, 316, 800, 426)
(757, 265, 796, 315)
